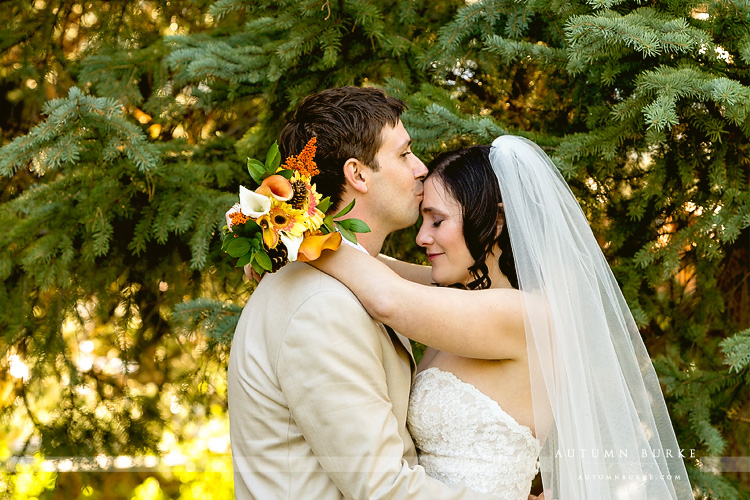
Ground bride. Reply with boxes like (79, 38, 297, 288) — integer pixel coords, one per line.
(310, 136, 694, 499)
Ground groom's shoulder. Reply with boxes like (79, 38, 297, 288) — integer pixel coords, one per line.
(240, 262, 373, 342)
(252, 261, 357, 306)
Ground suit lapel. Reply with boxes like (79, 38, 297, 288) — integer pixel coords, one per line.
(382, 323, 416, 377)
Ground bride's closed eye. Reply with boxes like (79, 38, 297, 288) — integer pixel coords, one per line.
(401, 150, 412, 157)
(432, 220, 443, 228)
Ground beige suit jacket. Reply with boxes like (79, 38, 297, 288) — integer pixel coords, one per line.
(228, 262, 501, 499)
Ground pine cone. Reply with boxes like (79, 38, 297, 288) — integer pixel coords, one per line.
(289, 180, 308, 210)
(267, 244, 288, 273)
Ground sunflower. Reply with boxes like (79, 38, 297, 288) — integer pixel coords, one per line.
(256, 202, 306, 249)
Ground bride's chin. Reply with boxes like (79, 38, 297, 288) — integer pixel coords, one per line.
(430, 273, 449, 287)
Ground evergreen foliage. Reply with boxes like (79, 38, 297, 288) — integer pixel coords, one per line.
(1, 0, 748, 497)
(1, 1, 243, 463)
(384, 2, 750, 495)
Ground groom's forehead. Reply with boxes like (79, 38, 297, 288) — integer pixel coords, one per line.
(378, 121, 411, 152)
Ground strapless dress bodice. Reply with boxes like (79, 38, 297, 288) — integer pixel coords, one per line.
(407, 367, 540, 499)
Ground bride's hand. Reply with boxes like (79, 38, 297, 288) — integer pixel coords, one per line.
(244, 264, 262, 283)
(376, 253, 433, 285)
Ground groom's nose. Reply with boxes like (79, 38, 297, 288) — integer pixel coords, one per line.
(413, 155, 428, 180)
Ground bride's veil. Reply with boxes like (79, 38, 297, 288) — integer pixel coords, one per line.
(489, 136, 694, 499)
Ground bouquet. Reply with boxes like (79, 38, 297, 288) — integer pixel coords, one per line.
(223, 137, 370, 275)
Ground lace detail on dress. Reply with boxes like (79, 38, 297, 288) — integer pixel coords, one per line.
(408, 367, 540, 499)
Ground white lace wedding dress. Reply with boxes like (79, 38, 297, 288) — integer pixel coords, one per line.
(408, 367, 540, 499)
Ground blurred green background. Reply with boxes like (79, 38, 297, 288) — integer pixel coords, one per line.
(1, 0, 749, 498)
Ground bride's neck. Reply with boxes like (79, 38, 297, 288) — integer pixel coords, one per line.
(486, 247, 513, 289)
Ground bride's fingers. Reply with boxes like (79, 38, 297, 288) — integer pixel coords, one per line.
(244, 264, 262, 283)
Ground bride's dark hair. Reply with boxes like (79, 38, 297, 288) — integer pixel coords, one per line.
(426, 145, 518, 290)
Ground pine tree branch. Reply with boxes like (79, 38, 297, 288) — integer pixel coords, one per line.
(0, 19, 45, 53)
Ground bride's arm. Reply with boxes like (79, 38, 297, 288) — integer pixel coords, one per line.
(310, 245, 526, 360)
(376, 254, 433, 285)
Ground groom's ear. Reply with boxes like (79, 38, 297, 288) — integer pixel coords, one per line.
(343, 158, 369, 194)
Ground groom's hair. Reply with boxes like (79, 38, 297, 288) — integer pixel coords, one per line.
(279, 86, 406, 210)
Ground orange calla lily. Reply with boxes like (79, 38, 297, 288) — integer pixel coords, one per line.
(256, 175, 294, 201)
(297, 232, 343, 262)
(257, 214, 279, 248)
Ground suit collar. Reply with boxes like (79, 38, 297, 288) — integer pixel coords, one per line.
(382, 323, 416, 376)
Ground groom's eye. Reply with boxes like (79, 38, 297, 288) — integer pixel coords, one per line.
(432, 220, 443, 228)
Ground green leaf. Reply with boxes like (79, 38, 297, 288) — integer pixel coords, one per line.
(337, 218, 370, 233)
(242, 218, 261, 234)
(235, 252, 253, 268)
(251, 259, 264, 276)
(266, 141, 281, 171)
(221, 232, 234, 250)
(247, 158, 267, 184)
(225, 237, 251, 257)
(232, 224, 249, 237)
(277, 169, 294, 179)
(255, 249, 273, 271)
(247, 158, 266, 174)
(337, 225, 357, 244)
(318, 197, 332, 213)
(322, 214, 334, 232)
(333, 198, 356, 218)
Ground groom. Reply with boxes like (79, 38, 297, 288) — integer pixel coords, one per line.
(228, 87, 511, 499)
